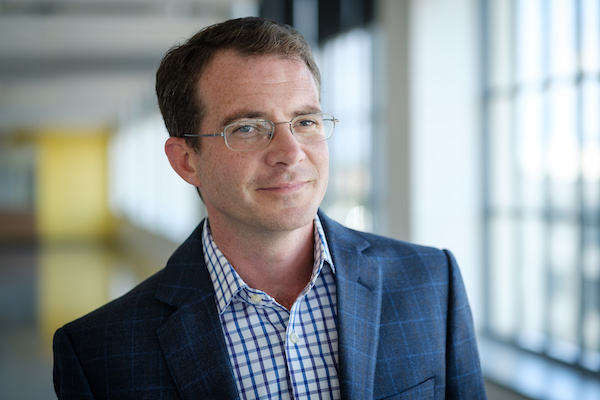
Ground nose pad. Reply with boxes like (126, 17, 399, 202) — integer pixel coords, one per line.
(285, 122, 294, 135)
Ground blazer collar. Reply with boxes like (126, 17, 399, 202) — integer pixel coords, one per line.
(154, 222, 207, 307)
(319, 211, 383, 399)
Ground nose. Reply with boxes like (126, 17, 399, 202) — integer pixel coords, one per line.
(265, 122, 305, 166)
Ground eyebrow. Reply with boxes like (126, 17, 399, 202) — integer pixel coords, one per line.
(220, 111, 267, 127)
(219, 107, 323, 127)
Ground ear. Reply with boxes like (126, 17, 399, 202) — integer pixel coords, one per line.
(164, 137, 202, 188)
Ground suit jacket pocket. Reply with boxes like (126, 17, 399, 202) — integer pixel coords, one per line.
(380, 377, 435, 400)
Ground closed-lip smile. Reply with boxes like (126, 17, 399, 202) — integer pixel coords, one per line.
(258, 181, 308, 192)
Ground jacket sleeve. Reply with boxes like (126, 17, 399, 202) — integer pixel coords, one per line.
(443, 250, 487, 398)
(53, 327, 96, 400)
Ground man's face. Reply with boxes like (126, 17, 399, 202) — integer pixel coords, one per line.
(190, 50, 329, 235)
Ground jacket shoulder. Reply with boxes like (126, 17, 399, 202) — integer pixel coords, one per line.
(59, 220, 208, 335)
(319, 211, 449, 265)
(59, 269, 170, 336)
(355, 228, 446, 258)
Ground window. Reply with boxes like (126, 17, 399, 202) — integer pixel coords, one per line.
(319, 27, 374, 232)
(483, 0, 600, 372)
(109, 103, 205, 243)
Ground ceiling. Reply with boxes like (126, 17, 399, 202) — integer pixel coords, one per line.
(0, 0, 259, 134)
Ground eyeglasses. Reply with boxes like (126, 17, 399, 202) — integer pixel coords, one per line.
(183, 113, 338, 152)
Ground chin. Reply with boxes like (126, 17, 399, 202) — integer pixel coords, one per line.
(263, 205, 318, 232)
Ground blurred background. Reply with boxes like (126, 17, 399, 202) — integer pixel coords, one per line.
(0, 0, 599, 399)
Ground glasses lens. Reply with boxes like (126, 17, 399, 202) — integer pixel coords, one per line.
(292, 113, 335, 143)
(225, 120, 273, 151)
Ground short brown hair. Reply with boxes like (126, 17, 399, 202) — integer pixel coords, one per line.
(155, 17, 321, 151)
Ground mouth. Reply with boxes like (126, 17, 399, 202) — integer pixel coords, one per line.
(258, 181, 308, 193)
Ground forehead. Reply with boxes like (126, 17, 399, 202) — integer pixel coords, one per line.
(202, 49, 314, 83)
(198, 50, 320, 117)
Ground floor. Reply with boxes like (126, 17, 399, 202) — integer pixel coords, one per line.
(0, 226, 167, 400)
(0, 242, 54, 399)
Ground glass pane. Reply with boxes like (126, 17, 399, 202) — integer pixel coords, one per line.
(582, 300, 600, 352)
(520, 216, 546, 347)
(517, 0, 544, 84)
(582, 80, 600, 208)
(516, 88, 544, 210)
(582, 309, 600, 370)
(583, 227, 600, 355)
(489, 95, 514, 210)
(320, 28, 373, 231)
(582, 0, 600, 73)
(490, 216, 518, 338)
(549, 222, 580, 347)
(547, 83, 578, 210)
(583, 227, 600, 282)
(582, 307, 600, 353)
(549, 0, 576, 77)
(488, 0, 513, 88)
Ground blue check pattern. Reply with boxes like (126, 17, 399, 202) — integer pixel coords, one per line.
(202, 216, 340, 400)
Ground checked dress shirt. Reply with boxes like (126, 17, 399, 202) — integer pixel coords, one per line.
(202, 215, 340, 399)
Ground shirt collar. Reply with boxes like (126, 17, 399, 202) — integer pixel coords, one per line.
(202, 214, 335, 315)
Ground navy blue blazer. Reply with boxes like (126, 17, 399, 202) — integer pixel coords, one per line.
(53, 212, 487, 399)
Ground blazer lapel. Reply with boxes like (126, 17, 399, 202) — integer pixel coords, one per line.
(154, 222, 238, 400)
(157, 300, 238, 400)
(319, 213, 383, 399)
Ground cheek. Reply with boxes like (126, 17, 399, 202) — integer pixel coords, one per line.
(314, 145, 330, 176)
(201, 153, 253, 193)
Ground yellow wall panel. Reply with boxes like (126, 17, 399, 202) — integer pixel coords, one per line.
(36, 129, 112, 241)
(38, 243, 113, 347)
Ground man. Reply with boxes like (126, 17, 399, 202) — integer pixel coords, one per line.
(53, 17, 486, 399)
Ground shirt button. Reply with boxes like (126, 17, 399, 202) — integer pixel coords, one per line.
(249, 294, 262, 304)
(289, 331, 300, 344)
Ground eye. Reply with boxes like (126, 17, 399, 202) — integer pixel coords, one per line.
(226, 120, 272, 141)
(297, 119, 315, 127)
(293, 115, 322, 131)
(229, 122, 260, 137)
(236, 125, 255, 134)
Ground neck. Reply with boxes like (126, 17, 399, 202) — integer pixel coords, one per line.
(208, 217, 316, 310)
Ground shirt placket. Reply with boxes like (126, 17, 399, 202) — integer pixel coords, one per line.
(235, 289, 294, 399)
(285, 295, 306, 399)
